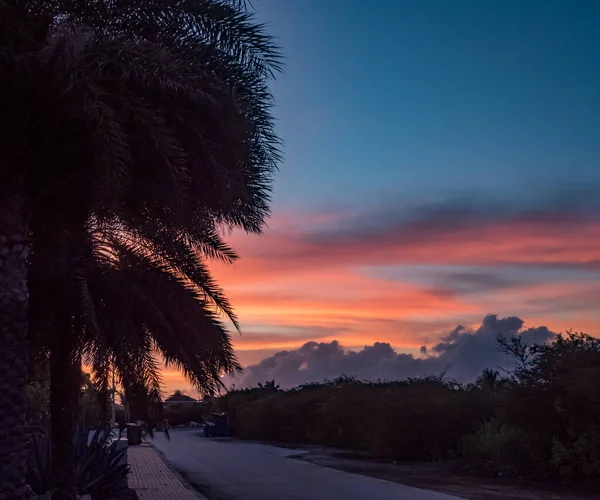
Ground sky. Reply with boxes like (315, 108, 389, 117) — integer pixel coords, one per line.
(164, 0, 600, 394)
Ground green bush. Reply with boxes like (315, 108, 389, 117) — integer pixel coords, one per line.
(164, 403, 209, 426)
(552, 427, 600, 479)
(374, 380, 481, 461)
(462, 419, 532, 471)
(222, 377, 486, 461)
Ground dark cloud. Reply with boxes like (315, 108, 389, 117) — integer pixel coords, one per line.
(233, 190, 600, 285)
(523, 288, 600, 314)
(236, 325, 345, 347)
(228, 315, 556, 389)
(248, 190, 600, 276)
(438, 270, 523, 293)
(414, 265, 600, 298)
(304, 192, 600, 250)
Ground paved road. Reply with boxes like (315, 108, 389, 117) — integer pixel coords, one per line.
(152, 430, 463, 500)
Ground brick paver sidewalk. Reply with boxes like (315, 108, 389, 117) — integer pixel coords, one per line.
(128, 443, 206, 500)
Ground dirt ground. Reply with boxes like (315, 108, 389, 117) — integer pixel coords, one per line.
(295, 448, 598, 500)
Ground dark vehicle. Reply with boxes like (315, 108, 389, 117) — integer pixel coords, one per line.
(203, 413, 231, 438)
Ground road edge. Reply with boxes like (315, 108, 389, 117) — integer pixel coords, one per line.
(147, 440, 211, 500)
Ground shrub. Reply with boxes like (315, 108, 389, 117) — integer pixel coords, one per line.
(371, 380, 479, 461)
(164, 403, 209, 427)
(26, 426, 135, 499)
(552, 427, 600, 479)
(462, 419, 532, 472)
(222, 378, 485, 460)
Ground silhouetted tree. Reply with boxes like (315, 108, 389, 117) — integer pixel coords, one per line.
(475, 369, 501, 391)
(1, 0, 281, 496)
(257, 380, 280, 391)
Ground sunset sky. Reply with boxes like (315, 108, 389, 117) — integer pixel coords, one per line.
(165, 0, 600, 394)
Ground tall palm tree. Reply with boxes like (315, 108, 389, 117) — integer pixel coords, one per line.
(1, 1, 281, 496)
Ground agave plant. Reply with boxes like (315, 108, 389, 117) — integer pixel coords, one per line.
(26, 425, 134, 500)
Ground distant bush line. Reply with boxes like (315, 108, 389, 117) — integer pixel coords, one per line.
(218, 332, 600, 481)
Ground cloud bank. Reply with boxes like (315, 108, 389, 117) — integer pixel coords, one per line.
(228, 315, 555, 389)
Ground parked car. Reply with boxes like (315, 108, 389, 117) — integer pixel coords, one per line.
(203, 413, 231, 437)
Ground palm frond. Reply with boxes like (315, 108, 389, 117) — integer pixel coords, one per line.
(98, 222, 240, 330)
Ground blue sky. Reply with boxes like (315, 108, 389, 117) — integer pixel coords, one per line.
(255, 0, 600, 210)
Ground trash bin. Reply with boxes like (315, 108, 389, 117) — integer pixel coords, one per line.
(203, 413, 231, 438)
(127, 424, 142, 445)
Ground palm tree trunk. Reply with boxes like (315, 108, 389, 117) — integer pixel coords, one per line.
(50, 318, 81, 500)
(0, 194, 28, 499)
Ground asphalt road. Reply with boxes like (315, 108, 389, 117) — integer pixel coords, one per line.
(152, 430, 463, 500)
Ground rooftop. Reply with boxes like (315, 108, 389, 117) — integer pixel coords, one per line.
(165, 393, 197, 403)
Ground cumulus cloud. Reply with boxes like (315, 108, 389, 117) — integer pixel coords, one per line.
(227, 315, 555, 389)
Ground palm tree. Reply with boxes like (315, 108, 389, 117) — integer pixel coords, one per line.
(476, 369, 501, 392)
(81, 228, 243, 401)
(1, 1, 281, 496)
(28, 208, 247, 497)
(257, 380, 280, 391)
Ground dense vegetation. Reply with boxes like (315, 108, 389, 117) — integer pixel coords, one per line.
(219, 332, 600, 481)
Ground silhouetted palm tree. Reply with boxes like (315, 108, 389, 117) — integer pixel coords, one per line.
(1, 1, 280, 496)
(81, 229, 243, 403)
(28, 210, 247, 497)
(257, 380, 280, 391)
(476, 369, 501, 392)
